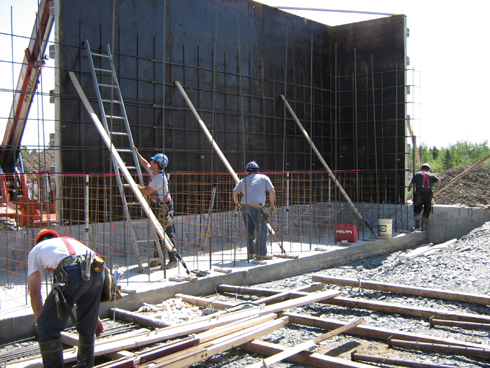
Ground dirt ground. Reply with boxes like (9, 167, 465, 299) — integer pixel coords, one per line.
(434, 165, 490, 207)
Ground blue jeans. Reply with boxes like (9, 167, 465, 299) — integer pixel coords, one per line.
(241, 205, 268, 256)
(37, 262, 104, 342)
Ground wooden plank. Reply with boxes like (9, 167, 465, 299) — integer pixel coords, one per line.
(148, 317, 289, 368)
(217, 283, 324, 298)
(178, 290, 339, 317)
(312, 275, 490, 305)
(284, 313, 490, 350)
(197, 313, 278, 343)
(328, 296, 490, 324)
(388, 339, 490, 359)
(213, 266, 233, 274)
(112, 308, 172, 328)
(175, 294, 233, 310)
(216, 284, 490, 324)
(249, 318, 364, 367)
(351, 350, 455, 368)
(69, 72, 174, 255)
(242, 340, 372, 368)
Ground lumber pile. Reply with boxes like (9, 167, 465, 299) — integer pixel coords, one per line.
(10, 273, 490, 367)
(8, 291, 348, 368)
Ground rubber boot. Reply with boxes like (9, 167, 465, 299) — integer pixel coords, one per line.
(39, 339, 64, 368)
(421, 217, 429, 231)
(413, 215, 422, 231)
(77, 335, 95, 368)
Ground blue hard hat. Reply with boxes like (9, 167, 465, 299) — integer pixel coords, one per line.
(151, 153, 168, 167)
(246, 161, 259, 172)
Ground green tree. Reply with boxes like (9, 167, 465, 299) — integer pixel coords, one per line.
(443, 148, 452, 170)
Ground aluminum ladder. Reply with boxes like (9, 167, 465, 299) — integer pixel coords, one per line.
(85, 40, 163, 272)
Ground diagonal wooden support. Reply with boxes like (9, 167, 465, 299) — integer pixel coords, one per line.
(69, 71, 192, 275)
(175, 80, 287, 254)
(280, 94, 375, 236)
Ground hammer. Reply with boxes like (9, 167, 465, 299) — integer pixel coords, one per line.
(53, 282, 78, 325)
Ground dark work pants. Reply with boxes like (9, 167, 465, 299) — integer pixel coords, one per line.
(413, 190, 433, 219)
(37, 263, 104, 342)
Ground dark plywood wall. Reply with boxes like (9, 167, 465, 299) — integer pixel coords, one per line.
(57, 0, 407, 204)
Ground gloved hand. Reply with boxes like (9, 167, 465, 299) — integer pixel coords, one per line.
(407, 188, 413, 194)
(235, 203, 241, 213)
(269, 205, 276, 214)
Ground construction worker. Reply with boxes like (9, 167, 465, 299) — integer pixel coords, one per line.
(134, 147, 178, 269)
(28, 229, 104, 368)
(408, 163, 441, 231)
(233, 161, 275, 260)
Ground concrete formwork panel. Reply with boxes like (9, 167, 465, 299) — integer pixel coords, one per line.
(57, 1, 406, 175)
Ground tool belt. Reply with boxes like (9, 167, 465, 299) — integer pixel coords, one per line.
(52, 256, 81, 287)
(154, 199, 174, 228)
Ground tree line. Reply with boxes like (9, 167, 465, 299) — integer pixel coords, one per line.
(409, 140, 490, 173)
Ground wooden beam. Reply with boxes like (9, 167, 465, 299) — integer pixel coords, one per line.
(174, 294, 233, 310)
(388, 338, 490, 359)
(112, 308, 172, 328)
(148, 317, 289, 368)
(241, 340, 372, 368)
(312, 275, 490, 305)
(284, 313, 490, 350)
(351, 349, 454, 368)
(429, 317, 490, 331)
(68, 72, 174, 255)
(216, 283, 490, 324)
(328, 296, 490, 324)
(248, 318, 364, 367)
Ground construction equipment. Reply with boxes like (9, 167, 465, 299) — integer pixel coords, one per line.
(0, 0, 56, 228)
(174, 81, 287, 255)
(84, 41, 166, 273)
(69, 71, 193, 276)
(280, 94, 376, 236)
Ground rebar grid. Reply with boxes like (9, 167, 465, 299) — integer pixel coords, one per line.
(0, 169, 409, 289)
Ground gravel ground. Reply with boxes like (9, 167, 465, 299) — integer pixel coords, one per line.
(191, 221, 490, 368)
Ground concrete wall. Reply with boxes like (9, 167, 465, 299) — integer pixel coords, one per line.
(429, 205, 490, 244)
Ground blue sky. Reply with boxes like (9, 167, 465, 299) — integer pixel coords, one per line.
(1, 0, 488, 149)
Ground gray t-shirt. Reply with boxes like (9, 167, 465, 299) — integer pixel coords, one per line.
(233, 173, 274, 206)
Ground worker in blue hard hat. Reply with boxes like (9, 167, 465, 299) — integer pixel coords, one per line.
(134, 147, 178, 269)
(233, 161, 275, 260)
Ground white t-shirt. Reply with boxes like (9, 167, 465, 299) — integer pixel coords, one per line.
(145, 165, 169, 203)
(27, 237, 95, 277)
(234, 173, 274, 206)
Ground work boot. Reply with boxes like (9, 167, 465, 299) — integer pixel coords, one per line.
(149, 259, 163, 267)
(166, 261, 178, 269)
(413, 215, 422, 231)
(39, 339, 64, 368)
(77, 335, 95, 368)
(421, 217, 429, 231)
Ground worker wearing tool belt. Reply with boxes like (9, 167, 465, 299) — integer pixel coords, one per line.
(27, 229, 104, 368)
(233, 161, 275, 259)
(135, 147, 178, 269)
(408, 163, 441, 231)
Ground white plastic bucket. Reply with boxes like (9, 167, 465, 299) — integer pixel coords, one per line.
(378, 218, 392, 238)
